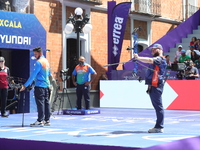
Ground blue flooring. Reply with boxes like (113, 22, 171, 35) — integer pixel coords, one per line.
(0, 108, 200, 149)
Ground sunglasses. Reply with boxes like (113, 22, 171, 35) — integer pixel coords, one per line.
(79, 59, 84, 61)
(0, 61, 3, 62)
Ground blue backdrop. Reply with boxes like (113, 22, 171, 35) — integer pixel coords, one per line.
(0, 10, 46, 113)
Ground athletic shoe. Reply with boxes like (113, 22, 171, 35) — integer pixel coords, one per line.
(1, 114, 8, 118)
(148, 128, 164, 133)
(44, 121, 50, 126)
(30, 121, 44, 127)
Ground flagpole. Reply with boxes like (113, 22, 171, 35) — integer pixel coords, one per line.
(107, 1, 116, 80)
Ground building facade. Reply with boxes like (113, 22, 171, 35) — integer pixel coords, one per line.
(1, 0, 199, 91)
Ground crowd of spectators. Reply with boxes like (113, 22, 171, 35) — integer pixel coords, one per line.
(173, 37, 200, 67)
(166, 36, 200, 80)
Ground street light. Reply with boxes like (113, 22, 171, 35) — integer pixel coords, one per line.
(64, 7, 92, 59)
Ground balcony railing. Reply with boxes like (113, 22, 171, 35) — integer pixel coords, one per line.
(0, 0, 31, 13)
(0, 0, 12, 11)
(132, 0, 161, 17)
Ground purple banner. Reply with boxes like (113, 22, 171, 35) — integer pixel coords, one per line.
(107, 1, 116, 79)
(108, 2, 132, 71)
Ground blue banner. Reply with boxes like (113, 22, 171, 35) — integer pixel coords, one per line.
(0, 10, 46, 50)
(109, 2, 131, 70)
(0, 10, 46, 113)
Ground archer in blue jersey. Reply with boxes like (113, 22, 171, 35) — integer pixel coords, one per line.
(20, 47, 51, 127)
(133, 43, 167, 133)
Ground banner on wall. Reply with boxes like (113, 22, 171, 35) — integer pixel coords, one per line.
(108, 2, 132, 70)
(0, 10, 46, 50)
(0, 10, 46, 113)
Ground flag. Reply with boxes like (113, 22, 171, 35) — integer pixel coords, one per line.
(108, 2, 132, 70)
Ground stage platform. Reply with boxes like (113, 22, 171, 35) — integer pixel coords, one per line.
(0, 108, 200, 150)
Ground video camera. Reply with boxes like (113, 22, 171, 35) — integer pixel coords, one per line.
(171, 63, 187, 71)
(60, 68, 70, 81)
(171, 60, 193, 79)
(60, 68, 69, 75)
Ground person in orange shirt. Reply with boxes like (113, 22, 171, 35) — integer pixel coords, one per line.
(72, 56, 97, 110)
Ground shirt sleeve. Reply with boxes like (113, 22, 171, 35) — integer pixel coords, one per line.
(24, 61, 41, 87)
(194, 50, 200, 56)
(48, 69, 51, 77)
(186, 50, 190, 56)
(153, 57, 163, 65)
(187, 55, 191, 59)
(88, 66, 96, 74)
(195, 67, 199, 74)
(7, 67, 10, 76)
(72, 68, 77, 75)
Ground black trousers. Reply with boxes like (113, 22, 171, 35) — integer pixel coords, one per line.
(34, 87, 50, 122)
(76, 84, 90, 109)
(0, 88, 8, 115)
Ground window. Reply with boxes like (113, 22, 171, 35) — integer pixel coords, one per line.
(187, 0, 198, 18)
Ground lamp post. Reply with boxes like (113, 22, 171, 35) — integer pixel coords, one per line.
(64, 7, 92, 60)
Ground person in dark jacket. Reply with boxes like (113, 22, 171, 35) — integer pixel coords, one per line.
(0, 57, 10, 117)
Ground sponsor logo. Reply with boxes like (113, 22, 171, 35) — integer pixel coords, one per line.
(112, 17, 124, 56)
(87, 110, 99, 114)
(0, 34, 31, 45)
(123, 76, 137, 80)
(112, 45, 118, 56)
(0, 19, 22, 28)
(66, 111, 82, 114)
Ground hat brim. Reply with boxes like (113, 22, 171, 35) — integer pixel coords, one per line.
(150, 47, 163, 50)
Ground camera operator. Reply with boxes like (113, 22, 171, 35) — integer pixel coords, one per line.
(185, 61, 199, 80)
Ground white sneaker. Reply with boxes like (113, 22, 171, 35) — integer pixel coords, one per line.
(44, 121, 50, 126)
(30, 121, 44, 127)
(148, 128, 164, 133)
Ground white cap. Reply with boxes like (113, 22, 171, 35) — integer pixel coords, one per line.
(178, 45, 182, 48)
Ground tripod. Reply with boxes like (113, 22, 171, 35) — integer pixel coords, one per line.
(57, 72, 72, 115)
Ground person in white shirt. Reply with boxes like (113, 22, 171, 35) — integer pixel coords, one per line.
(186, 45, 200, 62)
(174, 45, 182, 63)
